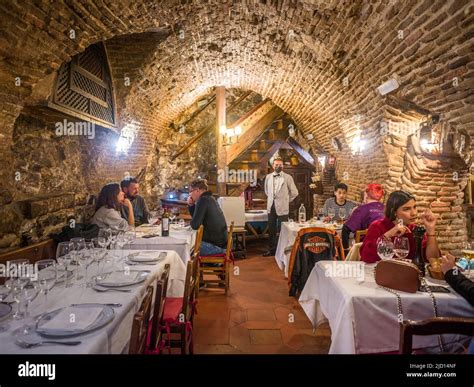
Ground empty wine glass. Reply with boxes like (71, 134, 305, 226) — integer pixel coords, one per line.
(0, 284, 12, 332)
(327, 208, 336, 223)
(377, 237, 395, 260)
(56, 241, 74, 288)
(338, 208, 346, 224)
(35, 259, 57, 310)
(394, 237, 410, 260)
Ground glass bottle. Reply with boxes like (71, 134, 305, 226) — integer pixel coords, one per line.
(161, 208, 170, 237)
(412, 224, 426, 277)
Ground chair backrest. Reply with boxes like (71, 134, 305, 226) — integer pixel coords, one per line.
(399, 317, 474, 354)
(226, 222, 235, 258)
(129, 285, 154, 354)
(181, 259, 197, 322)
(217, 197, 245, 227)
(346, 242, 363, 261)
(148, 264, 170, 350)
(0, 239, 56, 265)
(193, 225, 204, 258)
(288, 227, 344, 296)
(355, 229, 368, 243)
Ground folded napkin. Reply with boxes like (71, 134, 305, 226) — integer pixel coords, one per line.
(98, 271, 138, 285)
(129, 251, 166, 262)
(40, 306, 103, 331)
(170, 224, 191, 231)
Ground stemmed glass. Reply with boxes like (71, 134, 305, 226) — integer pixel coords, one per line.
(327, 208, 336, 224)
(377, 237, 395, 260)
(56, 241, 74, 288)
(115, 232, 127, 271)
(71, 238, 85, 281)
(78, 241, 95, 287)
(338, 208, 346, 224)
(0, 284, 12, 332)
(169, 209, 177, 225)
(394, 237, 410, 260)
(35, 259, 57, 310)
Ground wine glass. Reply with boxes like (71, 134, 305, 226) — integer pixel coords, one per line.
(338, 208, 346, 224)
(35, 259, 57, 310)
(0, 284, 12, 331)
(56, 241, 74, 288)
(91, 237, 107, 281)
(394, 237, 410, 260)
(327, 208, 336, 224)
(377, 237, 395, 260)
(149, 211, 159, 225)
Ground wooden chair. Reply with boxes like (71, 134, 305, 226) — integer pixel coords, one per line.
(160, 259, 197, 354)
(147, 264, 170, 352)
(129, 286, 154, 354)
(232, 226, 247, 259)
(193, 225, 204, 299)
(355, 229, 368, 243)
(0, 239, 56, 266)
(345, 242, 362, 261)
(399, 317, 474, 354)
(199, 222, 234, 294)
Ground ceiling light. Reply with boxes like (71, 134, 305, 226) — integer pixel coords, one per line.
(377, 78, 399, 96)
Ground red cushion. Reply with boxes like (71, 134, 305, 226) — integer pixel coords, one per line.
(163, 297, 183, 322)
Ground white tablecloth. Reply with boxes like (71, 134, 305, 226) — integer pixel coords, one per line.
(299, 261, 474, 354)
(0, 249, 186, 354)
(275, 221, 342, 277)
(245, 211, 268, 222)
(124, 225, 196, 263)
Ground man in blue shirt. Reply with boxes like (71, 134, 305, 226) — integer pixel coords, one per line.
(120, 177, 150, 227)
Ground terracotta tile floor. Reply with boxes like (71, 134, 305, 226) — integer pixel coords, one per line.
(194, 241, 331, 354)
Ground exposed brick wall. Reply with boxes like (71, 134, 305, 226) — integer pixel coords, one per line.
(0, 1, 472, 253)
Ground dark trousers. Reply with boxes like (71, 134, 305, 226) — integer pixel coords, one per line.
(342, 224, 351, 256)
(268, 204, 288, 252)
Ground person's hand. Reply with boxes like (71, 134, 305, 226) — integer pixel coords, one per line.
(187, 196, 195, 206)
(123, 198, 133, 208)
(440, 253, 456, 274)
(421, 209, 437, 233)
(323, 216, 330, 223)
(386, 223, 411, 238)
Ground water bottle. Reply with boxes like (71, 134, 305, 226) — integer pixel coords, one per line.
(298, 203, 306, 223)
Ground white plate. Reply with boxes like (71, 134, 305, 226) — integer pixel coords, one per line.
(35, 304, 114, 338)
(95, 270, 149, 287)
(129, 251, 166, 263)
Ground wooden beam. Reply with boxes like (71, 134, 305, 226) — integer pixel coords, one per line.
(216, 86, 226, 196)
(287, 137, 316, 168)
(180, 94, 216, 128)
(171, 90, 252, 160)
(226, 105, 284, 165)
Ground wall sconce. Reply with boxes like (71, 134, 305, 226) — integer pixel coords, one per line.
(419, 114, 439, 153)
(331, 137, 342, 151)
(221, 125, 242, 146)
(317, 155, 326, 169)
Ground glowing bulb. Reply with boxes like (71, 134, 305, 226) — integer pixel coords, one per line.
(220, 125, 227, 135)
(227, 128, 235, 137)
(234, 126, 242, 136)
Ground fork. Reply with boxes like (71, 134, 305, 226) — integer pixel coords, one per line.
(16, 339, 81, 348)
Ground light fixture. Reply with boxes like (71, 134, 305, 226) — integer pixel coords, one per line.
(221, 125, 241, 146)
(377, 77, 399, 96)
(418, 114, 439, 153)
(318, 155, 326, 169)
(331, 137, 342, 151)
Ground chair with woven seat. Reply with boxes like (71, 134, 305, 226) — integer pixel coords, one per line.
(160, 259, 197, 354)
(198, 222, 234, 294)
(129, 285, 154, 354)
(147, 264, 170, 353)
(399, 317, 474, 354)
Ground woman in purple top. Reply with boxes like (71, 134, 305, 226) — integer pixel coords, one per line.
(342, 183, 385, 254)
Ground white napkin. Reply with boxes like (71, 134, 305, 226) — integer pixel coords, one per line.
(129, 251, 166, 262)
(40, 307, 103, 331)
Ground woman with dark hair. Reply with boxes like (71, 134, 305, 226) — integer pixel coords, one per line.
(360, 190, 439, 263)
(91, 183, 134, 230)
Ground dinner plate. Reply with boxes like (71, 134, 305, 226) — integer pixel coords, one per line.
(129, 252, 167, 263)
(35, 304, 115, 338)
(95, 270, 149, 287)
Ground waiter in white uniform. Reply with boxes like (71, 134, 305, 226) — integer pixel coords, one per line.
(263, 156, 298, 256)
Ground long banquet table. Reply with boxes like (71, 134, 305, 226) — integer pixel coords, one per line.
(299, 261, 474, 354)
(0, 249, 186, 354)
(124, 224, 196, 263)
(275, 221, 342, 277)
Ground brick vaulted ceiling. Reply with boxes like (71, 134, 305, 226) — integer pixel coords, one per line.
(0, 0, 473, 175)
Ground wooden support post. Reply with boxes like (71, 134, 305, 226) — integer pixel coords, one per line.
(216, 86, 226, 196)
